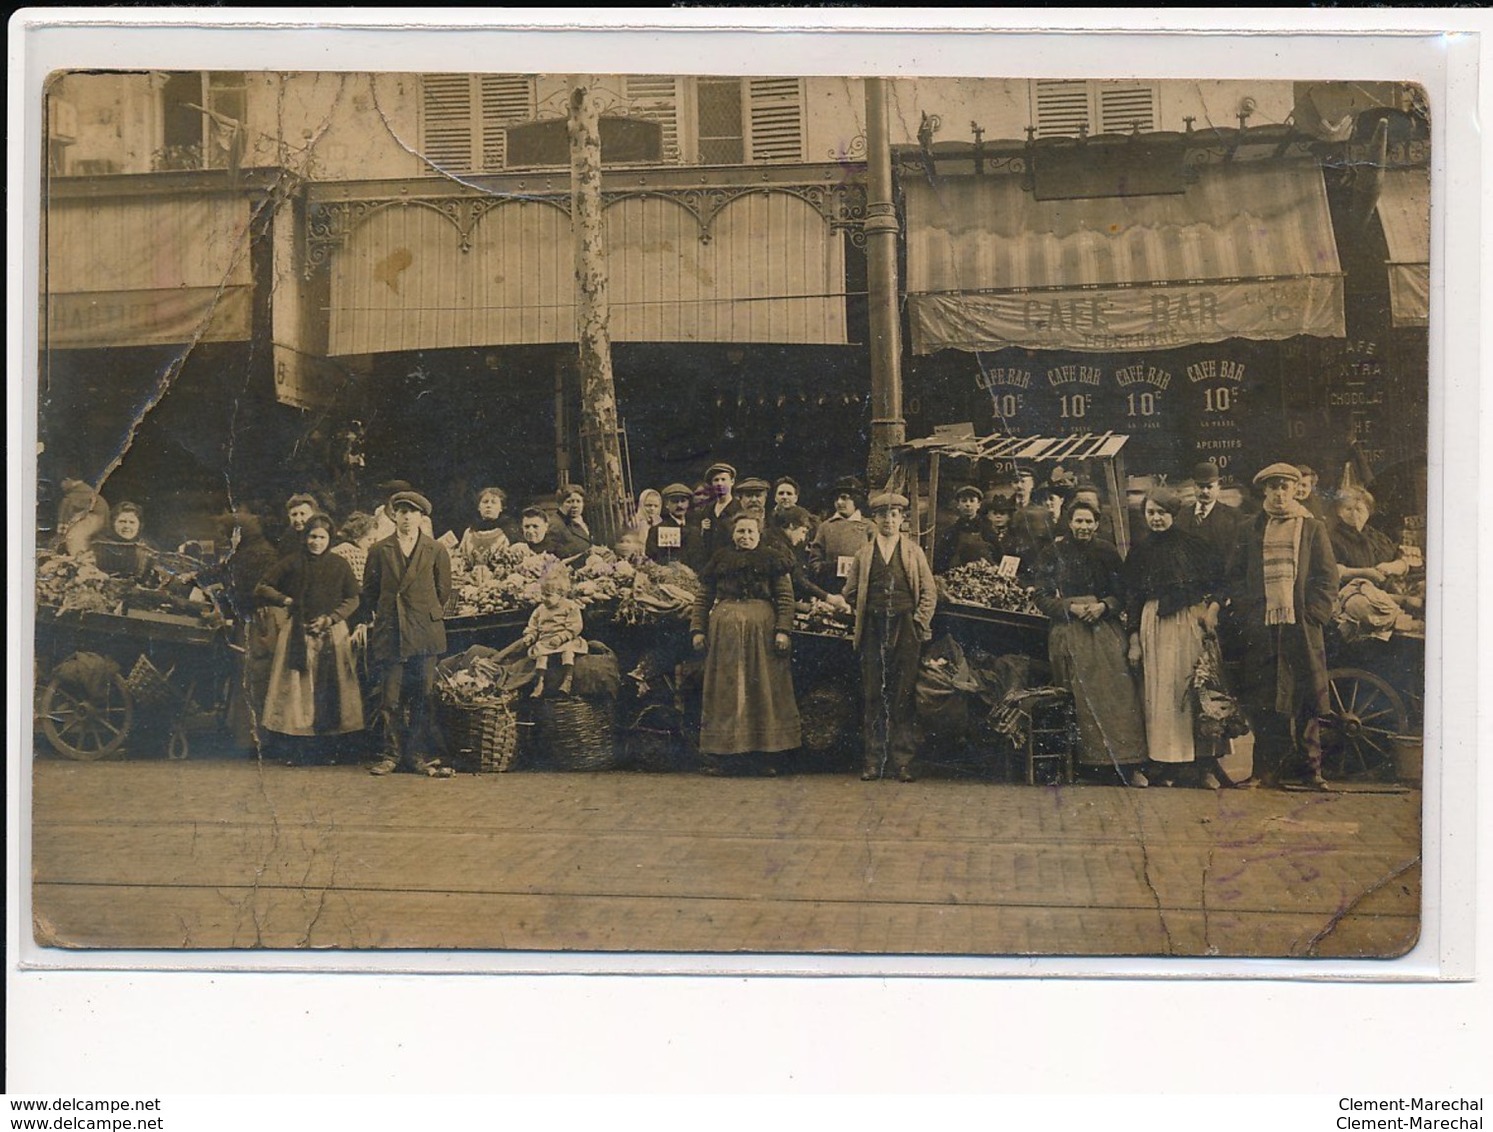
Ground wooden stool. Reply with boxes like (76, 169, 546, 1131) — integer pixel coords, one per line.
(1012, 690, 1076, 785)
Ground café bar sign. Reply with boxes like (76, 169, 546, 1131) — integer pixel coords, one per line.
(908, 275, 1345, 354)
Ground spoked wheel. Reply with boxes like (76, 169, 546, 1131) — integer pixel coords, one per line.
(1321, 667, 1408, 780)
(40, 671, 135, 761)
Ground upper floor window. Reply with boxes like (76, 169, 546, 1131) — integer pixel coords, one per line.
(420, 74, 538, 173)
(155, 71, 247, 171)
(1031, 79, 1159, 138)
(420, 74, 805, 173)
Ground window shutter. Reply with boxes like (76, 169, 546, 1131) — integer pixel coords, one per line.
(480, 75, 535, 170)
(746, 77, 804, 162)
(624, 75, 681, 163)
(1034, 79, 1092, 138)
(422, 74, 475, 171)
(1097, 83, 1158, 134)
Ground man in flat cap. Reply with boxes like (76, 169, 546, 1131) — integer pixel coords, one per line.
(934, 484, 997, 574)
(1222, 463, 1339, 791)
(691, 461, 742, 567)
(646, 482, 700, 568)
(360, 489, 454, 777)
(1177, 460, 1242, 583)
(831, 492, 937, 782)
(809, 474, 874, 592)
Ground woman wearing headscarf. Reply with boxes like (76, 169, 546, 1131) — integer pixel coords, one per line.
(1123, 486, 1226, 788)
(630, 488, 664, 538)
(1032, 500, 1149, 786)
(254, 512, 365, 763)
(690, 512, 801, 775)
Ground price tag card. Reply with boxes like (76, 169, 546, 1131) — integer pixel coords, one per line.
(998, 555, 1021, 578)
(657, 525, 681, 549)
(438, 530, 459, 550)
(836, 555, 855, 579)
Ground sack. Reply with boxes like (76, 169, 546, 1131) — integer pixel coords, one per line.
(916, 634, 980, 737)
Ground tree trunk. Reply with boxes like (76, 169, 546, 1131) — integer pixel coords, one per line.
(568, 83, 629, 546)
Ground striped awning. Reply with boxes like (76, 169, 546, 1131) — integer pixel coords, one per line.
(327, 190, 847, 354)
(899, 431, 1130, 462)
(46, 193, 254, 349)
(904, 161, 1345, 354)
(1376, 167, 1430, 329)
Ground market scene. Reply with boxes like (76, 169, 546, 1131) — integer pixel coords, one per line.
(29, 72, 1430, 956)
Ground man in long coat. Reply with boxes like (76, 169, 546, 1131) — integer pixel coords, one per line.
(1177, 460, 1242, 582)
(360, 490, 453, 777)
(1224, 463, 1339, 791)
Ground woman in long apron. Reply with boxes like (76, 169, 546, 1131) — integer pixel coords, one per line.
(1123, 488, 1224, 788)
(255, 513, 365, 764)
(1032, 501, 1149, 786)
(690, 513, 801, 775)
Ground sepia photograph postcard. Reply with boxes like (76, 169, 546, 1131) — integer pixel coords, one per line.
(13, 15, 1467, 982)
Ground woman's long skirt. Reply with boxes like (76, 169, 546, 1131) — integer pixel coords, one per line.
(261, 620, 365, 737)
(1138, 599, 1205, 764)
(1048, 617, 1147, 767)
(699, 599, 802, 755)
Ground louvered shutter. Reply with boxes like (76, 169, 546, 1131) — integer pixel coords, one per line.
(480, 75, 536, 169)
(1097, 83, 1158, 134)
(1034, 79, 1092, 138)
(422, 74, 475, 170)
(746, 77, 804, 162)
(624, 75, 681, 163)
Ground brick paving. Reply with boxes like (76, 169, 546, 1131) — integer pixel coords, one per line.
(30, 758, 1421, 958)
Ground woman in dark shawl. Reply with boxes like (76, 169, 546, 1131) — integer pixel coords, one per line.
(88, 502, 158, 582)
(690, 512, 801, 775)
(1032, 501, 1149, 786)
(254, 513, 364, 762)
(1327, 485, 1411, 585)
(1123, 487, 1226, 788)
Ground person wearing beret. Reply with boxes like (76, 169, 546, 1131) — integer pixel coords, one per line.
(691, 461, 743, 568)
(646, 483, 701, 569)
(1222, 463, 1339, 791)
(359, 490, 455, 778)
(1176, 461, 1242, 584)
(829, 492, 938, 783)
(934, 484, 997, 574)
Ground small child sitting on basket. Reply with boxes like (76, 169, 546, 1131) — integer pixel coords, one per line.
(518, 570, 588, 698)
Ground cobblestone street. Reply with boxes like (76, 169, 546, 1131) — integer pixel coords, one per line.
(30, 756, 1420, 959)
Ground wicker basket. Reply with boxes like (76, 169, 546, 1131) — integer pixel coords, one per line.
(125, 654, 181, 710)
(532, 696, 616, 771)
(438, 695, 520, 773)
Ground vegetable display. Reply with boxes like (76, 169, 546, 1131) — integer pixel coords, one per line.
(937, 561, 1046, 617)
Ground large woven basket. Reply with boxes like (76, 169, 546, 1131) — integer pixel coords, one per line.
(125, 654, 181, 710)
(438, 695, 520, 773)
(533, 696, 616, 771)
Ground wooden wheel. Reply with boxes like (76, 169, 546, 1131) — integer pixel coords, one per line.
(1321, 667, 1409, 780)
(40, 671, 134, 761)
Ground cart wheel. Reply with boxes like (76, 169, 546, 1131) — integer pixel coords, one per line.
(40, 671, 135, 761)
(1321, 667, 1408, 780)
(166, 727, 190, 761)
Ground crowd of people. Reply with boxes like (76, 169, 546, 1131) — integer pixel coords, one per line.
(46, 455, 1423, 789)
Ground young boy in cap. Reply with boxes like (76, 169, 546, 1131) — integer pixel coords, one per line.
(1223, 462, 1339, 791)
(830, 492, 937, 782)
(359, 489, 454, 777)
(934, 484, 997, 574)
(809, 474, 874, 592)
(646, 482, 700, 568)
(691, 462, 742, 566)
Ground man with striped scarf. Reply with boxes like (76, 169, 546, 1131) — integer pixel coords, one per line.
(1222, 463, 1340, 791)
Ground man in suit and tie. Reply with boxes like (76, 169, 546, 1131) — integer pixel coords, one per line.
(361, 490, 454, 777)
(1178, 461, 1242, 580)
(646, 482, 701, 568)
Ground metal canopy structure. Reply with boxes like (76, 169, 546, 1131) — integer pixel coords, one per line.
(894, 430, 1134, 560)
